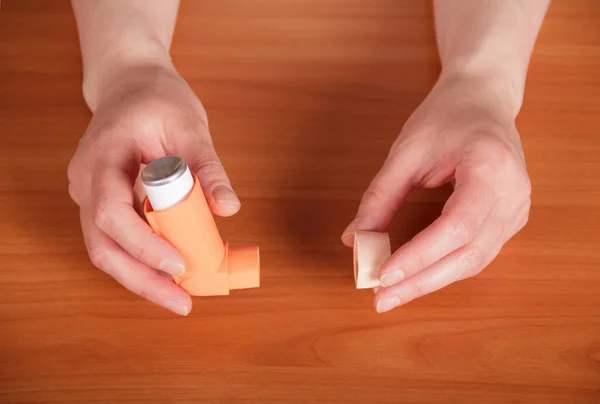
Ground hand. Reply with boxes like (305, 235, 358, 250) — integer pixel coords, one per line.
(342, 72, 532, 313)
(68, 64, 240, 316)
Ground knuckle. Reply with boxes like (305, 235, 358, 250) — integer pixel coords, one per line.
(189, 147, 225, 175)
(518, 176, 533, 202)
(138, 289, 151, 302)
(93, 197, 113, 231)
(88, 246, 107, 269)
(195, 160, 228, 190)
(66, 160, 77, 184)
(362, 183, 387, 207)
(407, 282, 425, 300)
(66, 162, 81, 203)
(514, 182, 532, 234)
(68, 183, 79, 204)
(197, 159, 225, 175)
(413, 248, 430, 271)
(523, 201, 532, 222)
(521, 174, 532, 195)
(523, 205, 531, 223)
(516, 210, 530, 233)
(517, 216, 528, 233)
(451, 213, 476, 245)
(131, 242, 151, 264)
(462, 250, 482, 275)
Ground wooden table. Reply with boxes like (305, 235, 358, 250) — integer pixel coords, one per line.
(1, 1, 599, 403)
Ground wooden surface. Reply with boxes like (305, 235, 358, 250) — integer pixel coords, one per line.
(1, 1, 599, 403)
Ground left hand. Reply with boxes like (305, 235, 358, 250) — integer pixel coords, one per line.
(342, 72, 532, 313)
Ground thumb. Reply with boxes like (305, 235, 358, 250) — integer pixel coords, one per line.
(341, 149, 419, 246)
(170, 129, 240, 217)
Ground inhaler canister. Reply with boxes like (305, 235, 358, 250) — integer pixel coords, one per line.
(141, 156, 195, 211)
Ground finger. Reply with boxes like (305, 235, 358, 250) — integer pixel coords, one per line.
(341, 148, 421, 246)
(378, 174, 497, 287)
(169, 128, 240, 217)
(374, 211, 505, 313)
(91, 162, 187, 277)
(81, 207, 192, 316)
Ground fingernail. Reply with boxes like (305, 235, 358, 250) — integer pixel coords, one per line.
(376, 296, 400, 313)
(380, 270, 405, 287)
(372, 287, 380, 294)
(213, 186, 240, 206)
(159, 259, 186, 277)
(164, 300, 191, 316)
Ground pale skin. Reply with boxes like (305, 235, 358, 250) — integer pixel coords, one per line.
(69, 0, 550, 316)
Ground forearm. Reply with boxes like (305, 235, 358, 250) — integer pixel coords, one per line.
(433, 0, 550, 115)
(71, 0, 179, 110)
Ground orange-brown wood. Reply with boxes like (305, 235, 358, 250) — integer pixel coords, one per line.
(1, 1, 599, 403)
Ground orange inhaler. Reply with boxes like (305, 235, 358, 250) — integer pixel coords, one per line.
(142, 157, 260, 296)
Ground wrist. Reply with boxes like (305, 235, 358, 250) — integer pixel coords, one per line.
(82, 40, 174, 112)
(438, 65, 525, 120)
(439, 50, 530, 118)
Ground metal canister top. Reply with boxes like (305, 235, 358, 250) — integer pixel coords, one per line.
(141, 156, 188, 187)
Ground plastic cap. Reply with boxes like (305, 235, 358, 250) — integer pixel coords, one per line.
(354, 230, 391, 289)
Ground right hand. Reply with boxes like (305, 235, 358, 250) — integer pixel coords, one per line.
(68, 64, 240, 316)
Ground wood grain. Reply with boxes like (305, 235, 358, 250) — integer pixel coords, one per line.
(1, 1, 599, 403)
